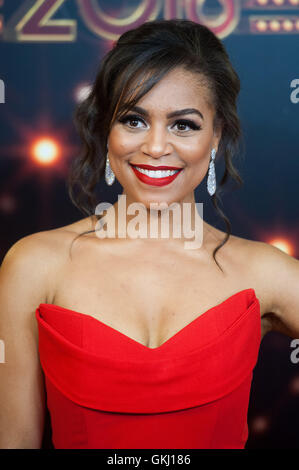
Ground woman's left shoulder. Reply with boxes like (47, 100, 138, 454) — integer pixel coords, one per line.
(239, 237, 299, 338)
(238, 236, 298, 273)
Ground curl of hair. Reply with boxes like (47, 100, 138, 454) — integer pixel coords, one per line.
(67, 19, 244, 271)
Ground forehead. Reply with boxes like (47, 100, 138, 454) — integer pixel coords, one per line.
(134, 67, 214, 113)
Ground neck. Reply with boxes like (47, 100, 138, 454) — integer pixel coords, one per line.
(94, 192, 206, 250)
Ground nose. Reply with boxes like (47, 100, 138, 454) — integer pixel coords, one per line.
(140, 123, 172, 159)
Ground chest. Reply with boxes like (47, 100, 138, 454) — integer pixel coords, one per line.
(51, 239, 260, 348)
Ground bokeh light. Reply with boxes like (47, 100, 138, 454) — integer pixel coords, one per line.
(31, 138, 60, 165)
(0, 194, 17, 214)
(289, 375, 299, 395)
(251, 415, 269, 434)
(268, 237, 294, 256)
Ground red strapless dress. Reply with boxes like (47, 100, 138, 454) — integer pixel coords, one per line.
(35, 288, 261, 449)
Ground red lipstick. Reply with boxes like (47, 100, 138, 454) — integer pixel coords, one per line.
(130, 164, 183, 187)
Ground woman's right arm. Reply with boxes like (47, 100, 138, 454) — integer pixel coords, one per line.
(0, 232, 58, 448)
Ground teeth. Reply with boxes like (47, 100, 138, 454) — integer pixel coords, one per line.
(134, 166, 179, 178)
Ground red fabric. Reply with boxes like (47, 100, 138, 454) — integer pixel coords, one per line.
(35, 288, 261, 449)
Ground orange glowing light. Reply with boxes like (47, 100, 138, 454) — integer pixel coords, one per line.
(268, 238, 294, 256)
(32, 138, 59, 165)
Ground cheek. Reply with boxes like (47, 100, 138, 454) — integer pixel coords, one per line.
(179, 128, 214, 162)
(108, 128, 137, 157)
(182, 142, 211, 166)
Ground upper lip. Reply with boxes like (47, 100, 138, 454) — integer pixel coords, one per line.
(130, 163, 183, 171)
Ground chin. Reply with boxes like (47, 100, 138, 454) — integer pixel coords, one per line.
(131, 192, 184, 211)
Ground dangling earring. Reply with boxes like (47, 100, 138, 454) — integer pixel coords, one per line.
(207, 148, 217, 196)
(105, 152, 115, 186)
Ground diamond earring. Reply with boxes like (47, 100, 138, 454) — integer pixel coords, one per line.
(207, 148, 217, 196)
(105, 152, 115, 186)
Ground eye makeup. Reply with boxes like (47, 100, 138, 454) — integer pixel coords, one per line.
(118, 114, 202, 132)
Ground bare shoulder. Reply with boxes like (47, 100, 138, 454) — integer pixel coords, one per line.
(54, 215, 97, 236)
(1, 216, 94, 304)
(3, 225, 70, 270)
(235, 236, 299, 338)
(239, 236, 298, 299)
(8, 215, 95, 256)
(204, 224, 254, 259)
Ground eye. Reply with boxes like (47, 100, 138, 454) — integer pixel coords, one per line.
(173, 119, 201, 132)
(118, 114, 146, 128)
(118, 114, 201, 132)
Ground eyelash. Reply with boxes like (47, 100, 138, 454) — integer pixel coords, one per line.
(118, 114, 201, 132)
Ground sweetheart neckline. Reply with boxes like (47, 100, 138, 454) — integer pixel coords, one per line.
(38, 288, 259, 351)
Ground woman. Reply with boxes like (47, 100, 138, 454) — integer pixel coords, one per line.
(0, 19, 298, 450)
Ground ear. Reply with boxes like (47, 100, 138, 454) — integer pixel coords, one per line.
(213, 119, 222, 151)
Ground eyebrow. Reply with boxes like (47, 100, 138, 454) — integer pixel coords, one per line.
(129, 105, 204, 120)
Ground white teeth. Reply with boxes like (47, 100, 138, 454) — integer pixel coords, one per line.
(134, 166, 179, 178)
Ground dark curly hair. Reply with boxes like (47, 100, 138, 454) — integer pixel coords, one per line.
(67, 18, 244, 272)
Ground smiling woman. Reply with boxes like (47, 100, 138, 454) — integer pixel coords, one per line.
(68, 18, 243, 271)
(1, 18, 299, 450)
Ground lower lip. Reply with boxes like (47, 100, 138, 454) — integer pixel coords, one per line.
(130, 166, 183, 187)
